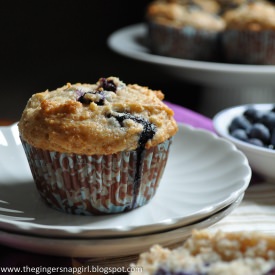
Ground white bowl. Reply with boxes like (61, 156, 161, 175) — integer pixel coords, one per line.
(213, 103, 275, 181)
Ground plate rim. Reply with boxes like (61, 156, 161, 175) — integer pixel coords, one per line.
(107, 23, 275, 75)
(0, 193, 244, 258)
(0, 123, 251, 239)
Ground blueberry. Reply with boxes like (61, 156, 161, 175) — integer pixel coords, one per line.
(76, 78, 117, 106)
(98, 78, 117, 92)
(77, 92, 90, 104)
(248, 123, 270, 144)
(227, 105, 275, 150)
(77, 91, 105, 105)
(247, 138, 264, 147)
(229, 116, 252, 133)
(271, 128, 275, 147)
(243, 107, 263, 123)
(265, 266, 275, 275)
(260, 112, 275, 130)
(110, 112, 156, 148)
(75, 89, 85, 101)
(231, 129, 248, 141)
(108, 112, 157, 209)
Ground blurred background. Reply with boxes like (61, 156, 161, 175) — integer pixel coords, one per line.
(1, 1, 274, 122)
(0, 0, 201, 121)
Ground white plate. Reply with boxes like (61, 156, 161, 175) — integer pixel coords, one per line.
(0, 193, 243, 258)
(107, 23, 275, 87)
(0, 123, 251, 238)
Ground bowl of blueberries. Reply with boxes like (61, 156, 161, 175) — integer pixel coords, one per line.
(213, 103, 275, 181)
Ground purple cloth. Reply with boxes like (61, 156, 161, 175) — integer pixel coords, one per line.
(165, 101, 215, 132)
(0, 103, 214, 270)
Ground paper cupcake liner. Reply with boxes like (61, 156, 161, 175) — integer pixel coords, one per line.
(147, 21, 222, 61)
(21, 138, 172, 215)
(222, 30, 275, 65)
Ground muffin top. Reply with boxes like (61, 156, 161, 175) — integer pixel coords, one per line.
(130, 230, 275, 275)
(167, 0, 221, 14)
(146, 0, 225, 31)
(223, 1, 275, 30)
(18, 77, 178, 155)
(216, 0, 252, 13)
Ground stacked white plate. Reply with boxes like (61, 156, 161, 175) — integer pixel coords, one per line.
(107, 23, 275, 87)
(0, 123, 251, 258)
(108, 24, 275, 118)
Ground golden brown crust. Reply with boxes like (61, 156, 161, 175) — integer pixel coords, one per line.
(184, 230, 275, 260)
(167, 0, 221, 14)
(131, 230, 275, 275)
(146, 1, 225, 30)
(216, 0, 251, 13)
(223, 1, 275, 30)
(18, 77, 178, 155)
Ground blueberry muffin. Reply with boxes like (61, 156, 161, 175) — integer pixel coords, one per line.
(222, 1, 275, 64)
(167, 0, 221, 14)
(130, 230, 275, 275)
(216, 0, 255, 14)
(145, 0, 225, 61)
(18, 76, 178, 215)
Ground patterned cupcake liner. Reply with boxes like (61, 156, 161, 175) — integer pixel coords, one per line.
(21, 138, 172, 215)
(222, 30, 275, 65)
(147, 21, 222, 61)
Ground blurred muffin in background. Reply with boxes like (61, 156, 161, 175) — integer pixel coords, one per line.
(146, 0, 225, 61)
(221, 0, 275, 64)
(216, 0, 255, 14)
(167, 0, 221, 13)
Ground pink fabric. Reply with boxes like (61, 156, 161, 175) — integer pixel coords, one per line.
(165, 101, 215, 132)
